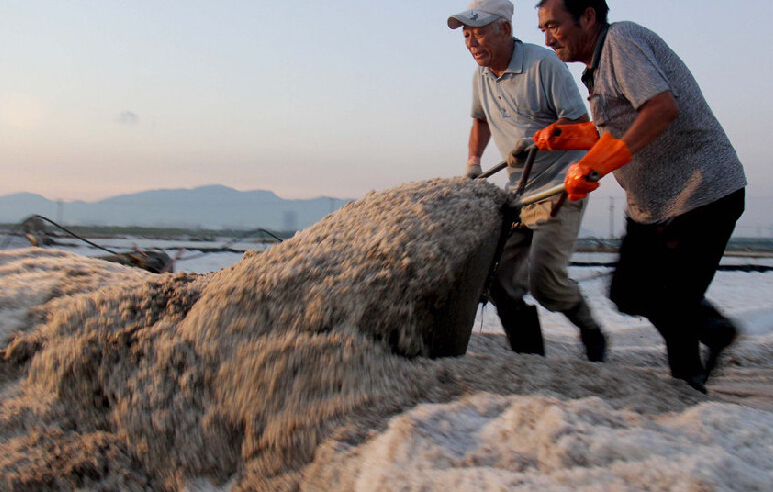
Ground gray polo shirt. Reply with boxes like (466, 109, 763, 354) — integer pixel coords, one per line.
(472, 39, 587, 195)
(584, 22, 746, 223)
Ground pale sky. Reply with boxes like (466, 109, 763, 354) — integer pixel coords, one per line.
(2, 1, 772, 228)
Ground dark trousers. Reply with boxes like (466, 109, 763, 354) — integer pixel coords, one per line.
(609, 188, 745, 377)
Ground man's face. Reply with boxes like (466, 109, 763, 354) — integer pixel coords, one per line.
(538, 0, 595, 64)
(463, 22, 511, 71)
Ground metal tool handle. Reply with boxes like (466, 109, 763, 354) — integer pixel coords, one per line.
(515, 183, 566, 207)
(514, 169, 600, 208)
(476, 162, 507, 180)
(476, 145, 538, 184)
(513, 146, 537, 198)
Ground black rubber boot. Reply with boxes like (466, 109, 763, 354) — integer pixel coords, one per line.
(563, 298, 607, 362)
(501, 301, 545, 355)
(489, 284, 545, 355)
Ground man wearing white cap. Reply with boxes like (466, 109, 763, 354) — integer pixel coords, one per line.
(448, 0, 606, 361)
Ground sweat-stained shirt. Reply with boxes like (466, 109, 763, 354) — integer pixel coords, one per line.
(582, 22, 746, 223)
(471, 38, 587, 201)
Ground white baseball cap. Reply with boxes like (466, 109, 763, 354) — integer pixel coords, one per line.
(447, 0, 514, 29)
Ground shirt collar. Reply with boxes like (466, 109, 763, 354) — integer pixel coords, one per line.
(581, 24, 610, 93)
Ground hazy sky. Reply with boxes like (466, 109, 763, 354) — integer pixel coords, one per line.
(2, 0, 772, 212)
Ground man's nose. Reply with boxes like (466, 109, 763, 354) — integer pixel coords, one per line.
(544, 30, 555, 47)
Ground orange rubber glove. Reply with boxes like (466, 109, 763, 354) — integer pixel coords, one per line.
(534, 122, 600, 150)
(565, 132, 632, 201)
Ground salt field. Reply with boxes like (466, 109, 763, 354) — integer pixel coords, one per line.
(1, 178, 772, 491)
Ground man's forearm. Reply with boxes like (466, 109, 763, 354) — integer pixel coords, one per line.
(622, 91, 679, 154)
(468, 118, 491, 162)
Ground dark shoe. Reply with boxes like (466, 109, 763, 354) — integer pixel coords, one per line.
(563, 298, 607, 362)
(666, 340, 706, 393)
(669, 356, 708, 394)
(580, 328, 607, 362)
(678, 373, 708, 394)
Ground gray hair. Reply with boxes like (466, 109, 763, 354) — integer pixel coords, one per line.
(491, 17, 511, 35)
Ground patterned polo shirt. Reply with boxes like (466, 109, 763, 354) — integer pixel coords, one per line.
(582, 22, 746, 223)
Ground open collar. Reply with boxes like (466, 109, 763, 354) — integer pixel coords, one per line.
(581, 24, 610, 93)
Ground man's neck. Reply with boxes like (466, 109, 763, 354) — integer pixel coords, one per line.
(489, 39, 515, 77)
(582, 25, 608, 68)
(580, 24, 610, 93)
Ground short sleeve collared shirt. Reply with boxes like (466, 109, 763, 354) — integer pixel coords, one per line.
(584, 22, 746, 222)
(471, 39, 587, 195)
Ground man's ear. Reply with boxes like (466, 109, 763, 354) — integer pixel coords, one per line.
(579, 7, 596, 29)
(502, 20, 512, 36)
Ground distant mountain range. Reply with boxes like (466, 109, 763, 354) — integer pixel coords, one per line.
(0, 185, 353, 230)
(5, 185, 768, 239)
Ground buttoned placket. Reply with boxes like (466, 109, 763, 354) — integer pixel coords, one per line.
(495, 77, 509, 118)
(486, 68, 514, 119)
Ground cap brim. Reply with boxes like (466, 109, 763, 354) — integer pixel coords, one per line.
(447, 10, 500, 29)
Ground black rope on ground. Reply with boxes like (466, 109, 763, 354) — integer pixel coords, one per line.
(1, 216, 283, 263)
(39, 215, 122, 254)
(174, 227, 284, 263)
(0, 215, 120, 255)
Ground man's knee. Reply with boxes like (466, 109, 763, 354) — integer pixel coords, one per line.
(529, 271, 579, 311)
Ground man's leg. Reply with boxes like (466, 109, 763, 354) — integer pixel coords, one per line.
(563, 298, 607, 362)
(490, 227, 544, 355)
(530, 197, 606, 361)
(610, 189, 745, 390)
(664, 189, 745, 381)
(610, 218, 707, 390)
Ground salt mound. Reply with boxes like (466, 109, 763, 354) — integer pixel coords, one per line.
(5, 178, 768, 491)
(182, 177, 507, 357)
(1, 178, 510, 491)
(0, 248, 154, 348)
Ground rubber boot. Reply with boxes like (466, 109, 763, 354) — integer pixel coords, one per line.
(563, 298, 607, 362)
(501, 301, 544, 355)
(697, 299, 737, 381)
(489, 286, 544, 355)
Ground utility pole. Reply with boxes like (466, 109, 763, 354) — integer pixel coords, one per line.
(57, 199, 64, 224)
(608, 196, 615, 239)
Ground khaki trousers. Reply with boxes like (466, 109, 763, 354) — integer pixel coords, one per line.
(494, 196, 587, 312)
